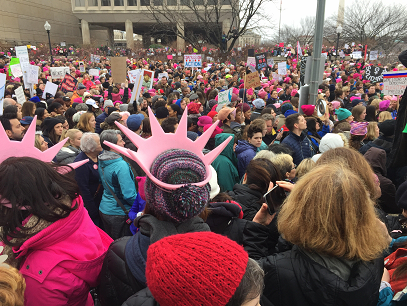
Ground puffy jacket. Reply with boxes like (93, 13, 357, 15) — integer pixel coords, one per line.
(55, 146, 81, 164)
(235, 140, 257, 178)
(122, 288, 158, 306)
(96, 112, 109, 134)
(98, 151, 137, 216)
(244, 225, 384, 306)
(364, 147, 399, 214)
(282, 131, 314, 165)
(18, 197, 113, 306)
(228, 184, 262, 222)
(212, 133, 239, 192)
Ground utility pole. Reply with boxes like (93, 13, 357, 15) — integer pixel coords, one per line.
(308, 0, 326, 106)
(278, 0, 282, 42)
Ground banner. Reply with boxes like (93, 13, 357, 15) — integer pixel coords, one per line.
(50, 67, 70, 79)
(255, 53, 267, 71)
(245, 71, 261, 89)
(60, 74, 78, 93)
(365, 66, 387, 83)
(278, 61, 287, 75)
(218, 88, 233, 105)
(383, 71, 407, 95)
(184, 54, 202, 67)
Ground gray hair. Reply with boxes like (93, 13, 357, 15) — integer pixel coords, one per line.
(261, 113, 274, 122)
(3, 98, 17, 108)
(80, 132, 100, 153)
(100, 130, 121, 151)
(254, 150, 276, 163)
(75, 104, 89, 111)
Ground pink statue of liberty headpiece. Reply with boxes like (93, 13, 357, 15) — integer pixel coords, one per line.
(0, 116, 88, 170)
(104, 107, 232, 190)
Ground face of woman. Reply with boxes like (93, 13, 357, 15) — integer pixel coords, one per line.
(71, 132, 83, 149)
(244, 110, 252, 120)
(54, 123, 63, 136)
(212, 114, 218, 123)
(115, 103, 121, 110)
(288, 163, 296, 180)
(89, 115, 96, 129)
(43, 109, 50, 119)
(375, 125, 380, 138)
(39, 136, 48, 152)
(248, 132, 263, 148)
(360, 109, 367, 120)
(167, 106, 176, 117)
(181, 101, 187, 110)
(16, 105, 22, 120)
(56, 106, 64, 115)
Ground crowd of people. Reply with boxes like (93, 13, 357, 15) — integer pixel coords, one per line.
(0, 45, 407, 306)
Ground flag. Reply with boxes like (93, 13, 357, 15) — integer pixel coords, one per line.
(297, 41, 303, 57)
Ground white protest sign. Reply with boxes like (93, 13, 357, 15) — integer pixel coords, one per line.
(321, 53, 328, 60)
(61, 41, 66, 47)
(352, 51, 362, 59)
(130, 73, 143, 103)
(42, 81, 58, 99)
(267, 58, 274, 67)
(278, 61, 287, 75)
(247, 57, 256, 67)
(344, 44, 349, 49)
(184, 54, 202, 67)
(31, 46, 37, 51)
(369, 50, 378, 61)
(339, 51, 345, 58)
(89, 69, 100, 77)
(158, 72, 169, 80)
(218, 88, 233, 105)
(78, 61, 85, 73)
(383, 71, 407, 95)
(0, 73, 6, 115)
(351, 42, 355, 46)
(272, 72, 282, 82)
(128, 69, 141, 84)
(10, 64, 23, 77)
(15, 46, 29, 65)
(15, 86, 26, 105)
(50, 67, 70, 79)
(27, 65, 39, 84)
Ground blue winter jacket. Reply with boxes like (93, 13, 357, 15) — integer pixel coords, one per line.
(98, 151, 137, 216)
(235, 140, 258, 179)
(282, 131, 315, 165)
(95, 112, 108, 134)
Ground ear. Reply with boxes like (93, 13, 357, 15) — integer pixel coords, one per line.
(242, 173, 247, 184)
(5, 130, 12, 138)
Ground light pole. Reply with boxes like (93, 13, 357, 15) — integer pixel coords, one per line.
(44, 21, 53, 63)
(336, 25, 342, 60)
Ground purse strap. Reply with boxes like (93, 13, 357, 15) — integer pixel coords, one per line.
(100, 165, 129, 215)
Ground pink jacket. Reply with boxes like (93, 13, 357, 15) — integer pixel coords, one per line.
(14, 197, 113, 306)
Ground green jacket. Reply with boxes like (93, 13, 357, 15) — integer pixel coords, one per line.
(212, 133, 240, 192)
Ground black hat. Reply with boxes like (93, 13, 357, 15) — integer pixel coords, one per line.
(143, 92, 151, 99)
(42, 117, 62, 133)
(378, 119, 396, 137)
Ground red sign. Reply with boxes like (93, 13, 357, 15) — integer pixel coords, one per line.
(59, 74, 78, 93)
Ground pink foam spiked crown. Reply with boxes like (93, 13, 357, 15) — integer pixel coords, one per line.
(0, 116, 87, 169)
(104, 107, 232, 190)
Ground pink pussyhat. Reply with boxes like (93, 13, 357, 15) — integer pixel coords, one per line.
(104, 107, 232, 190)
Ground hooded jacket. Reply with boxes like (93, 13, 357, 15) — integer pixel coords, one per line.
(235, 140, 258, 178)
(282, 131, 314, 165)
(55, 145, 81, 164)
(211, 133, 239, 192)
(364, 147, 399, 214)
(228, 184, 263, 222)
(98, 151, 137, 216)
(18, 197, 113, 306)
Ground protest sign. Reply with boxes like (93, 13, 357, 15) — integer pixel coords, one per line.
(89, 69, 100, 77)
(184, 54, 202, 67)
(50, 67, 70, 79)
(0, 73, 6, 115)
(267, 58, 274, 67)
(272, 72, 282, 82)
(278, 61, 287, 75)
(248, 65, 256, 73)
(369, 50, 378, 61)
(27, 65, 39, 84)
(344, 44, 349, 49)
(10, 64, 23, 78)
(15, 46, 29, 73)
(110, 57, 127, 83)
(352, 51, 362, 59)
(247, 57, 256, 67)
(42, 81, 58, 99)
(383, 71, 407, 95)
(128, 69, 141, 84)
(255, 53, 267, 71)
(279, 43, 284, 48)
(158, 72, 169, 80)
(245, 71, 261, 89)
(61, 42, 66, 46)
(365, 66, 387, 83)
(130, 72, 143, 103)
(339, 51, 345, 58)
(218, 88, 233, 105)
(167, 55, 173, 60)
(321, 53, 328, 60)
(248, 49, 254, 57)
(59, 74, 78, 93)
(15, 86, 26, 105)
(141, 69, 154, 90)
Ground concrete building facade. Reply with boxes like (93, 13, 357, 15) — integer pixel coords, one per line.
(237, 29, 261, 47)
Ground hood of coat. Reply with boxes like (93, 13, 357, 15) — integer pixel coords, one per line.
(207, 201, 243, 219)
(235, 140, 257, 155)
(364, 147, 386, 176)
(215, 133, 236, 162)
(55, 146, 81, 162)
(98, 150, 122, 167)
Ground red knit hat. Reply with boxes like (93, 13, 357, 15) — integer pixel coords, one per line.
(146, 232, 249, 306)
(301, 104, 315, 116)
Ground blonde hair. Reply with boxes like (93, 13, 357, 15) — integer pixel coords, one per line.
(34, 134, 43, 151)
(366, 122, 378, 141)
(270, 154, 293, 179)
(0, 265, 26, 306)
(278, 164, 389, 261)
(337, 132, 349, 147)
(76, 113, 95, 133)
(370, 99, 381, 111)
(378, 111, 393, 123)
(61, 129, 81, 147)
(295, 158, 315, 179)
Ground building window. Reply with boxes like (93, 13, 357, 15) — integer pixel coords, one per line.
(75, 0, 86, 6)
(101, 0, 111, 5)
(88, 0, 98, 5)
(192, 0, 204, 5)
(128, 0, 137, 5)
(114, 0, 124, 5)
(167, 0, 177, 5)
(180, 0, 189, 5)
(153, 0, 163, 5)
(140, 0, 150, 5)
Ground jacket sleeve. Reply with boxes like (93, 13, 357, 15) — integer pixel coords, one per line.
(116, 162, 137, 206)
(122, 87, 129, 103)
(318, 124, 330, 138)
(75, 164, 98, 215)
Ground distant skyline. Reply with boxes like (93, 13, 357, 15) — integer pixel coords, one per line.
(263, 0, 407, 39)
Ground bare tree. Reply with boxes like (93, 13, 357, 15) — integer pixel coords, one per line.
(146, 0, 274, 52)
(276, 16, 315, 47)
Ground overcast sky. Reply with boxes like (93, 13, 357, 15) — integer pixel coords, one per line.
(265, 0, 407, 37)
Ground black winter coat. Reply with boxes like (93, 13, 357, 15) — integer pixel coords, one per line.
(122, 288, 158, 306)
(281, 131, 314, 165)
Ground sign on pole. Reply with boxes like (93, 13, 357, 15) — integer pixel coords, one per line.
(218, 88, 233, 105)
(184, 54, 202, 67)
(383, 71, 407, 95)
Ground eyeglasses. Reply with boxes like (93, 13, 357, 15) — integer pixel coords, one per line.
(291, 164, 297, 170)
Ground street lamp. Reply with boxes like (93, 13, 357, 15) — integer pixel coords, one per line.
(335, 25, 342, 60)
(44, 21, 53, 63)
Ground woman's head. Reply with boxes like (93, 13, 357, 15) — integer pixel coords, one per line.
(351, 105, 366, 122)
(80, 132, 102, 154)
(0, 157, 79, 246)
(378, 111, 393, 123)
(269, 153, 295, 180)
(34, 134, 48, 152)
(366, 121, 379, 141)
(278, 163, 389, 261)
(42, 117, 63, 143)
(77, 112, 95, 133)
(246, 125, 263, 148)
(21, 101, 36, 117)
(62, 129, 83, 149)
(295, 158, 316, 179)
(0, 265, 26, 306)
(167, 104, 181, 118)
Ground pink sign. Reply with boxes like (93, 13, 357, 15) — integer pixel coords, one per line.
(167, 55, 173, 60)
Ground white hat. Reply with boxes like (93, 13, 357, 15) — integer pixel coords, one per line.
(85, 99, 99, 108)
(209, 166, 220, 200)
(83, 92, 92, 98)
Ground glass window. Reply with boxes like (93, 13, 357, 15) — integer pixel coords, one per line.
(128, 0, 137, 5)
(75, 0, 86, 6)
(153, 0, 162, 5)
(207, 0, 216, 5)
(114, 0, 124, 5)
(192, 0, 203, 5)
(222, 0, 230, 5)
(101, 0, 111, 5)
(180, 0, 189, 5)
(88, 0, 98, 5)
(140, 0, 150, 5)
(167, 0, 177, 5)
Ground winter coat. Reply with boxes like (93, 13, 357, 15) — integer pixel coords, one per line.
(235, 140, 257, 178)
(98, 151, 137, 216)
(122, 288, 158, 306)
(228, 184, 263, 222)
(55, 145, 81, 164)
(99, 215, 210, 306)
(95, 112, 109, 134)
(244, 225, 384, 306)
(282, 131, 314, 165)
(211, 133, 239, 192)
(18, 197, 113, 306)
(364, 147, 399, 214)
(122, 134, 146, 178)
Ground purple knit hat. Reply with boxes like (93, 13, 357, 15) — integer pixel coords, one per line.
(145, 149, 210, 223)
(350, 121, 369, 135)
